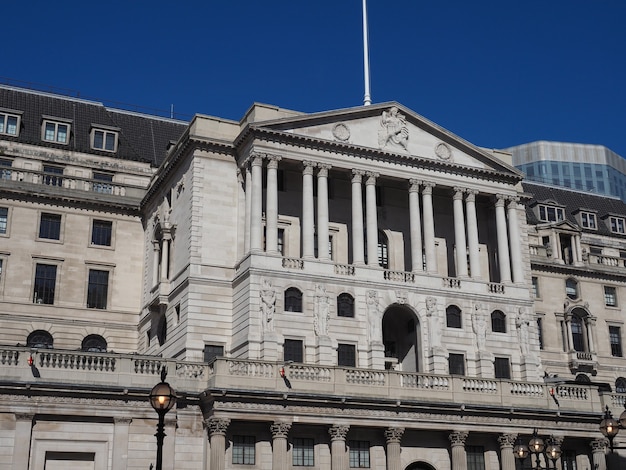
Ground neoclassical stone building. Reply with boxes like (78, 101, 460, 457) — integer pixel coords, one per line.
(1, 84, 625, 469)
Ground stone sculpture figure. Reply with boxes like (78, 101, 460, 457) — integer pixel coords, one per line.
(516, 307, 530, 356)
(378, 106, 409, 151)
(314, 284, 330, 336)
(472, 303, 487, 351)
(260, 278, 276, 331)
(426, 296, 442, 348)
(367, 290, 382, 343)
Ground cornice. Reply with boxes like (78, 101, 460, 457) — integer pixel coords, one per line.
(531, 261, 626, 282)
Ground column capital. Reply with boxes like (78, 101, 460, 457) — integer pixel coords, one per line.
(205, 417, 230, 436)
(14, 413, 35, 422)
(453, 187, 465, 199)
(506, 195, 520, 207)
(113, 417, 133, 425)
(352, 169, 364, 183)
(318, 163, 331, 177)
(303, 161, 316, 174)
(270, 421, 292, 439)
(365, 171, 379, 185)
(590, 437, 608, 452)
(329, 424, 350, 441)
(409, 178, 422, 191)
(465, 189, 478, 201)
(495, 194, 507, 206)
(422, 181, 435, 194)
(250, 154, 264, 166)
(497, 433, 517, 448)
(267, 155, 282, 169)
(449, 431, 469, 446)
(384, 427, 405, 444)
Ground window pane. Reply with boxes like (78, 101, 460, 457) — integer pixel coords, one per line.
(0, 207, 7, 234)
(45, 122, 55, 141)
(6, 115, 18, 135)
(91, 220, 112, 246)
(338, 343, 356, 367)
(449, 353, 465, 375)
(293, 438, 314, 466)
(466, 446, 485, 470)
(446, 305, 462, 328)
(349, 440, 370, 468)
(610, 326, 623, 357)
(39, 213, 61, 240)
(284, 339, 303, 363)
(605, 286, 617, 307)
(87, 269, 109, 309)
(34, 264, 57, 304)
(105, 132, 116, 151)
(337, 293, 355, 317)
(232, 436, 255, 465)
(494, 357, 510, 379)
(94, 130, 104, 149)
(203, 345, 223, 363)
(57, 124, 68, 143)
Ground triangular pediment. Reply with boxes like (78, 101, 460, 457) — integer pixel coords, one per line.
(246, 101, 522, 178)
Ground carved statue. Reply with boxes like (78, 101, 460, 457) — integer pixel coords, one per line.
(426, 296, 442, 348)
(472, 303, 487, 351)
(367, 290, 382, 343)
(260, 278, 276, 331)
(314, 284, 330, 336)
(516, 307, 530, 356)
(378, 106, 409, 152)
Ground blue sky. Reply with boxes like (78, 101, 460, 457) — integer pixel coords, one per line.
(3, 1, 625, 155)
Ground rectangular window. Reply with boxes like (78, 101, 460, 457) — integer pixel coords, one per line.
(292, 438, 314, 466)
(561, 450, 577, 470)
(0, 112, 19, 136)
(91, 220, 112, 246)
(0, 207, 7, 234)
(448, 353, 465, 376)
(349, 440, 370, 468)
(537, 318, 544, 350)
(539, 205, 564, 222)
(466, 446, 485, 470)
(494, 357, 511, 379)
(338, 343, 356, 367)
(605, 286, 618, 307)
(33, 263, 57, 304)
(0, 158, 11, 180)
(91, 129, 118, 152)
(232, 435, 255, 465)
(93, 172, 114, 194)
(531, 276, 540, 298)
(610, 326, 623, 357)
(42, 120, 69, 144)
(203, 344, 224, 363)
(581, 212, 597, 229)
(277, 228, 285, 256)
(39, 213, 62, 240)
(284, 339, 304, 363)
(87, 269, 109, 309)
(610, 216, 626, 234)
(42, 164, 64, 187)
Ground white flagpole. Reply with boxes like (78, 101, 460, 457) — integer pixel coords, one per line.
(362, 0, 371, 106)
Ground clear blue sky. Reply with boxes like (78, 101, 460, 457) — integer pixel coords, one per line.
(3, 1, 625, 155)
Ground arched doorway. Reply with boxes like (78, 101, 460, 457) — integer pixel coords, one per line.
(382, 305, 420, 372)
(406, 462, 436, 470)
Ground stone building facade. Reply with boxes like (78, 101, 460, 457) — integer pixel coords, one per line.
(0, 85, 624, 469)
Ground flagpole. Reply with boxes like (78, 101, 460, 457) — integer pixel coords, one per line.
(362, 0, 371, 106)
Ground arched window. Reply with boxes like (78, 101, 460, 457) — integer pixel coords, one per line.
(81, 334, 107, 352)
(575, 373, 591, 384)
(565, 278, 579, 300)
(27, 330, 53, 349)
(446, 305, 462, 328)
(616, 377, 626, 393)
(284, 287, 303, 312)
(491, 310, 506, 333)
(337, 293, 354, 318)
(378, 231, 389, 269)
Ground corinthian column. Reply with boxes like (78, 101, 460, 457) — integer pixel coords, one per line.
(498, 433, 517, 470)
(302, 161, 316, 259)
(385, 427, 405, 470)
(590, 438, 608, 470)
(207, 417, 230, 470)
(270, 421, 292, 470)
(507, 197, 524, 283)
(244, 163, 252, 253)
(409, 179, 423, 272)
(365, 172, 379, 266)
(449, 431, 469, 470)
(250, 155, 264, 251)
(465, 190, 481, 279)
(351, 170, 365, 265)
(495, 195, 512, 283)
(266, 155, 281, 254)
(329, 424, 350, 470)
(317, 164, 331, 260)
(453, 187, 468, 277)
(422, 182, 437, 273)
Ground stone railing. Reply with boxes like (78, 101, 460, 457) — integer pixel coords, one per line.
(282, 258, 304, 270)
(334, 264, 355, 276)
(488, 283, 505, 294)
(589, 254, 626, 268)
(443, 278, 461, 288)
(384, 270, 415, 283)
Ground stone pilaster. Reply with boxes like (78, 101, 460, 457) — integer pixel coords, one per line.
(112, 417, 132, 470)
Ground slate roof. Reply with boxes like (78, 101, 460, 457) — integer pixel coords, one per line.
(0, 85, 188, 166)
(523, 182, 626, 239)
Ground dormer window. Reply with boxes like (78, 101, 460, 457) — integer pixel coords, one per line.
(580, 211, 597, 229)
(0, 110, 20, 136)
(91, 126, 119, 152)
(539, 204, 565, 222)
(610, 216, 626, 234)
(42, 117, 70, 144)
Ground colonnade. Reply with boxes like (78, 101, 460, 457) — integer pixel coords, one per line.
(243, 153, 525, 283)
(204, 417, 608, 470)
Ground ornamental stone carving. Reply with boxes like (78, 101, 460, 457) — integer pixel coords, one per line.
(329, 424, 350, 441)
(205, 417, 230, 436)
(260, 278, 276, 332)
(435, 142, 453, 161)
(314, 284, 330, 336)
(590, 437, 608, 452)
(426, 296, 442, 349)
(270, 421, 292, 439)
(378, 106, 409, 152)
(472, 303, 487, 351)
(498, 433, 517, 447)
(385, 427, 405, 444)
(449, 431, 469, 446)
(332, 123, 351, 141)
(367, 290, 382, 343)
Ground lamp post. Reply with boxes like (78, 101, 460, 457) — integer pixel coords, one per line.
(513, 429, 562, 469)
(149, 366, 176, 470)
(599, 404, 626, 452)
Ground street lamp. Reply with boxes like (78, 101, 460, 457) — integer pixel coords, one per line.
(599, 404, 626, 452)
(149, 366, 176, 470)
(513, 429, 562, 469)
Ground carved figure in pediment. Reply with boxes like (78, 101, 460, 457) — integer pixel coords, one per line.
(260, 278, 276, 331)
(378, 106, 409, 152)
